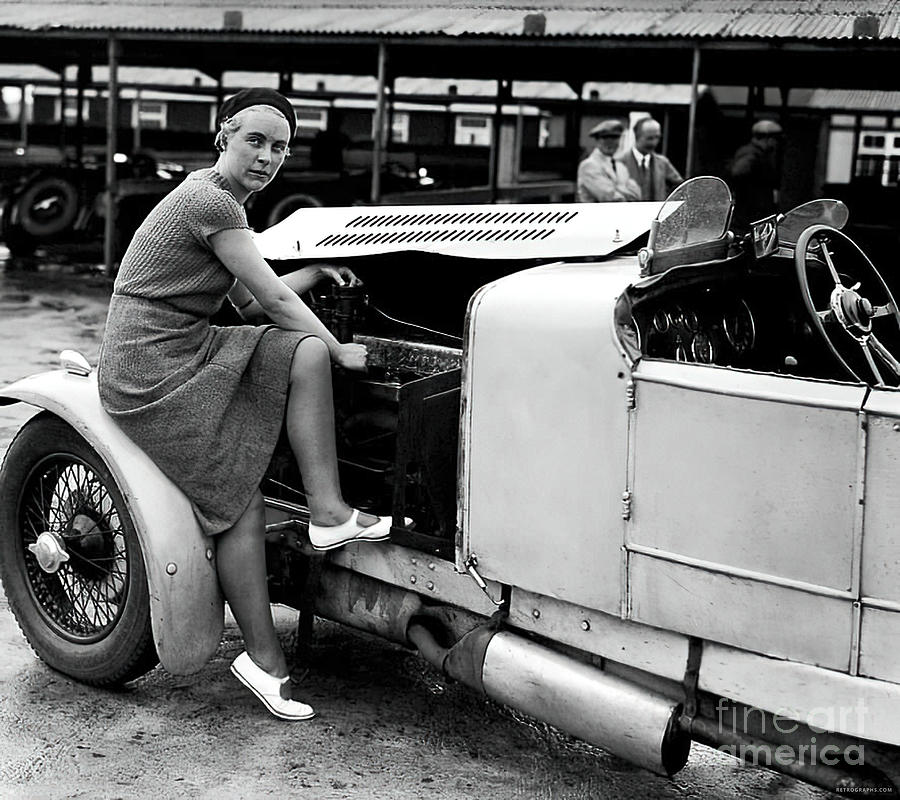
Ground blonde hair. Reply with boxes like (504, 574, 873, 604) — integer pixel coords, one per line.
(214, 104, 291, 154)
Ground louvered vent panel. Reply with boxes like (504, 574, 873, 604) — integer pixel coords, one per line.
(254, 201, 664, 261)
(314, 209, 580, 251)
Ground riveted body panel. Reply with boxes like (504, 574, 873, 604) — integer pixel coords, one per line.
(460, 258, 635, 615)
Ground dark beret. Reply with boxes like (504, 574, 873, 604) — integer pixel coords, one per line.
(216, 88, 297, 140)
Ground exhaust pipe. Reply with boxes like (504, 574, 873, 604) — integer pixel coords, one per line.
(312, 566, 424, 645)
(408, 622, 690, 776)
(482, 631, 689, 776)
(307, 569, 689, 777)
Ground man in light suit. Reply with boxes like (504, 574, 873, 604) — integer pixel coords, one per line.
(618, 117, 683, 202)
(576, 119, 641, 203)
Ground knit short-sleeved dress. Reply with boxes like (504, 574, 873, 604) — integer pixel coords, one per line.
(98, 168, 311, 535)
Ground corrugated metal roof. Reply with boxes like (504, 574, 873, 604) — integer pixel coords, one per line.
(726, 11, 856, 38)
(646, 12, 740, 37)
(2, 1, 900, 41)
(805, 88, 900, 111)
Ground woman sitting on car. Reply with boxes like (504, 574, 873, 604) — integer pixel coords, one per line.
(98, 87, 390, 722)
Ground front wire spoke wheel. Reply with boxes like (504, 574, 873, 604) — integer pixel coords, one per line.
(23, 458, 128, 641)
(0, 414, 157, 685)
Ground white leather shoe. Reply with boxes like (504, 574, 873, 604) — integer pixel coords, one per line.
(308, 509, 391, 551)
(230, 651, 315, 721)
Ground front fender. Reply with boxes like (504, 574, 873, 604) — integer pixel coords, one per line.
(0, 370, 224, 675)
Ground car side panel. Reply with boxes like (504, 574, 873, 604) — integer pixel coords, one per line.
(858, 389, 900, 683)
(460, 259, 635, 615)
(0, 371, 224, 675)
(628, 361, 866, 670)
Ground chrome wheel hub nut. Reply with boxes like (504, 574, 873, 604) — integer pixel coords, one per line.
(27, 531, 71, 574)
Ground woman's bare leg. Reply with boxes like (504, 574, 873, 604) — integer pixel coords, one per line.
(285, 336, 377, 527)
(217, 490, 291, 697)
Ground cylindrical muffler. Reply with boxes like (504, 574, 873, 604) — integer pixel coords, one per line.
(482, 631, 690, 776)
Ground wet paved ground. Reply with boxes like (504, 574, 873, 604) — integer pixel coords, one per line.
(0, 244, 837, 799)
(0, 246, 112, 459)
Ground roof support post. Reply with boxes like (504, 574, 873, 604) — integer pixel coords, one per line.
(386, 73, 395, 150)
(488, 78, 512, 202)
(566, 80, 584, 186)
(134, 88, 142, 151)
(104, 34, 120, 277)
(19, 84, 29, 149)
(370, 42, 388, 204)
(779, 84, 790, 125)
(58, 65, 67, 153)
(75, 60, 88, 170)
(746, 84, 763, 124)
(685, 45, 701, 179)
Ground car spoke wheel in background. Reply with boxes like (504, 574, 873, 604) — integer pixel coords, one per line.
(0, 413, 158, 685)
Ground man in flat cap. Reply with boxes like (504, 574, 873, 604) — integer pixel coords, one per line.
(576, 119, 641, 203)
(728, 118, 784, 232)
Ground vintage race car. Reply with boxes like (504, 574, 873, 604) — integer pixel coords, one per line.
(1, 177, 899, 794)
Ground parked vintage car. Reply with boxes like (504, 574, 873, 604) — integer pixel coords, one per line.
(0, 148, 438, 259)
(0, 148, 186, 258)
(1, 177, 899, 794)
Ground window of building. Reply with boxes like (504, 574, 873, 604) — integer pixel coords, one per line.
(295, 107, 328, 136)
(0, 86, 23, 122)
(826, 129, 855, 184)
(454, 115, 492, 146)
(827, 113, 900, 187)
(390, 111, 410, 144)
(830, 114, 856, 128)
(853, 116, 900, 187)
(134, 100, 166, 130)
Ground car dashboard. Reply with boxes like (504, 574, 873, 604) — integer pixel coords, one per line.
(618, 251, 847, 382)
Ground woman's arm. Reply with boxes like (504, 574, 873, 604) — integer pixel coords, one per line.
(228, 263, 361, 322)
(211, 228, 365, 370)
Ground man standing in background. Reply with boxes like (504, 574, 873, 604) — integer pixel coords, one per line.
(576, 119, 641, 203)
(619, 117, 683, 202)
(728, 119, 783, 232)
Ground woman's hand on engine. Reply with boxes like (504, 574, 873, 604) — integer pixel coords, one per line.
(333, 342, 368, 372)
(319, 264, 362, 287)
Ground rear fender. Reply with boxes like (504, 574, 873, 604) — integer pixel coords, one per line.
(0, 370, 224, 675)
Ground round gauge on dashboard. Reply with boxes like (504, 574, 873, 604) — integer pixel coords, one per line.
(617, 314, 642, 353)
(723, 299, 756, 355)
(679, 307, 700, 332)
(652, 309, 670, 333)
(690, 331, 716, 363)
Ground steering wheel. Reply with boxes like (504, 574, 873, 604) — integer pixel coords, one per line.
(794, 224, 900, 385)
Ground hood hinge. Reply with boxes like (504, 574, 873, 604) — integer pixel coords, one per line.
(621, 490, 633, 521)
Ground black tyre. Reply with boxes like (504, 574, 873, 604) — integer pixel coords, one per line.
(0, 413, 158, 685)
(15, 175, 79, 238)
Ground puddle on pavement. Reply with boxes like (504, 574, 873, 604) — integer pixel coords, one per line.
(1, 250, 113, 313)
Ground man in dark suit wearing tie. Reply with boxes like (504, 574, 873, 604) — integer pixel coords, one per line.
(618, 117, 684, 202)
